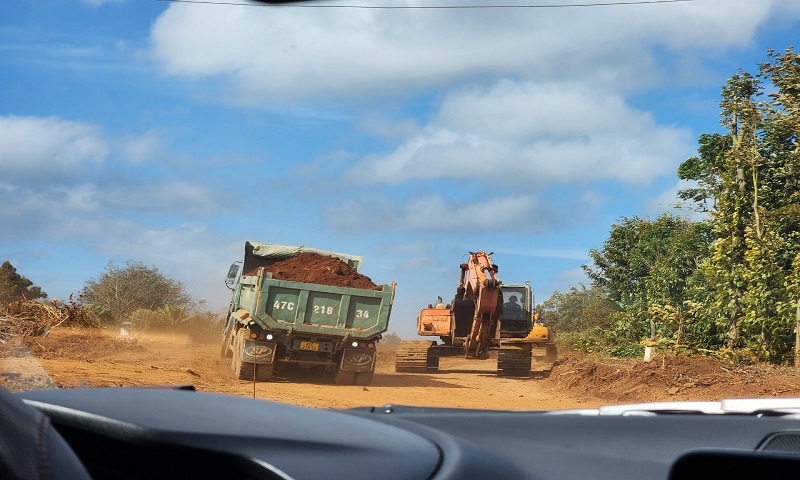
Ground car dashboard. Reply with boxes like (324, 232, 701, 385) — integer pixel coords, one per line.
(15, 387, 800, 480)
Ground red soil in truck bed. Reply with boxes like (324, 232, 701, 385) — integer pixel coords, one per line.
(248, 253, 380, 290)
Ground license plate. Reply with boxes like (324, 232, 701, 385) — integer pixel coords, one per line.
(299, 341, 320, 352)
(531, 347, 548, 357)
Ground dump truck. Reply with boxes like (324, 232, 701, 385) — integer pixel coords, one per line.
(221, 242, 395, 385)
(395, 251, 556, 377)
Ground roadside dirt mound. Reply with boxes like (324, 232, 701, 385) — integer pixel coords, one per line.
(547, 352, 800, 402)
(20, 328, 144, 360)
(260, 253, 380, 289)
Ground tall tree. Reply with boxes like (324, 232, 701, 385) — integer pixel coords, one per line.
(0, 261, 47, 304)
(684, 48, 800, 361)
(79, 261, 192, 324)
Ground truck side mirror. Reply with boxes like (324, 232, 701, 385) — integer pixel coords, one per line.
(225, 263, 241, 289)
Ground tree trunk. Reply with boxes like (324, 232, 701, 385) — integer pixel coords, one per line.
(795, 298, 800, 368)
(728, 308, 739, 348)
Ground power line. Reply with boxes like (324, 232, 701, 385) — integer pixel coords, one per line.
(158, 0, 692, 9)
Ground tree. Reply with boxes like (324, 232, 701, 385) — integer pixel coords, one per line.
(677, 48, 800, 362)
(0, 261, 47, 304)
(538, 285, 620, 333)
(584, 215, 711, 312)
(582, 214, 712, 351)
(677, 133, 731, 212)
(79, 261, 192, 324)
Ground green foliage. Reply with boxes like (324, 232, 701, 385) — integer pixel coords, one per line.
(79, 261, 192, 325)
(0, 261, 47, 304)
(677, 133, 731, 212)
(83, 304, 114, 325)
(533, 49, 800, 363)
(684, 48, 800, 363)
(582, 213, 712, 354)
(559, 48, 800, 363)
(568, 311, 649, 358)
(539, 284, 646, 356)
(539, 284, 621, 333)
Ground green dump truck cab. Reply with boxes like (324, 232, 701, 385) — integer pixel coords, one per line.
(221, 242, 395, 386)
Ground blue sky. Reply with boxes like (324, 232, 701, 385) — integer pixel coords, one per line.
(1, 0, 799, 338)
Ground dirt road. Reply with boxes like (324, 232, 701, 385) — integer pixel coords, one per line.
(4, 329, 800, 410)
(1, 330, 604, 409)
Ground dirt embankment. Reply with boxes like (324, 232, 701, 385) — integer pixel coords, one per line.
(3, 329, 800, 410)
(546, 352, 800, 403)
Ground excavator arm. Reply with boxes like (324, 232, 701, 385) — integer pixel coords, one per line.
(458, 252, 501, 358)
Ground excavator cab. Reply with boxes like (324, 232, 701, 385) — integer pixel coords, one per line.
(499, 282, 533, 338)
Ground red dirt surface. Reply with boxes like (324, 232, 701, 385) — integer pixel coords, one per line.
(545, 352, 800, 403)
(4, 329, 800, 410)
(257, 253, 380, 290)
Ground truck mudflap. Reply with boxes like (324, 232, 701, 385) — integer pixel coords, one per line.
(339, 348, 376, 372)
(241, 340, 277, 364)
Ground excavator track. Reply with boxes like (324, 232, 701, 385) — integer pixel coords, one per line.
(497, 344, 532, 377)
(395, 340, 438, 373)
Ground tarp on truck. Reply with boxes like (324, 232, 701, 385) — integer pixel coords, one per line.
(244, 242, 364, 272)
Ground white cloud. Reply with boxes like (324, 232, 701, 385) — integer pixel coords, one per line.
(81, 0, 123, 6)
(347, 80, 692, 186)
(493, 247, 589, 261)
(148, 1, 784, 102)
(99, 181, 227, 216)
(552, 267, 591, 290)
(357, 116, 421, 140)
(0, 184, 99, 238)
(324, 193, 544, 232)
(0, 115, 109, 181)
(121, 130, 162, 163)
(371, 240, 444, 272)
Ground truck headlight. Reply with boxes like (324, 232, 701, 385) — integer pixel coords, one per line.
(266, 334, 274, 341)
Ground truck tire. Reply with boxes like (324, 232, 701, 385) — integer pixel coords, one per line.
(253, 362, 275, 382)
(333, 368, 356, 385)
(220, 330, 232, 358)
(231, 331, 256, 380)
(354, 370, 374, 386)
(236, 361, 256, 381)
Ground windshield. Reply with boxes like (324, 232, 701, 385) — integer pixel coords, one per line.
(2, 0, 800, 412)
(501, 287, 527, 319)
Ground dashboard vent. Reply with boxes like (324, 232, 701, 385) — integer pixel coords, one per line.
(760, 433, 800, 454)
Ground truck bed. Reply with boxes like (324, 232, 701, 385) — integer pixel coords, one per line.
(235, 274, 394, 339)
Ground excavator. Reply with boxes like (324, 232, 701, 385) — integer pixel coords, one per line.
(395, 251, 557, 377)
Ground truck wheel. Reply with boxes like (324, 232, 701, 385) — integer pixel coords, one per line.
(353, 370, 374, 386)
(236, 361, 256, 380)
(230, 333, 242, 374)
(334, 368, 356, 385)
(220, 330, 232, 358)
(254, 362, 275, 382)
